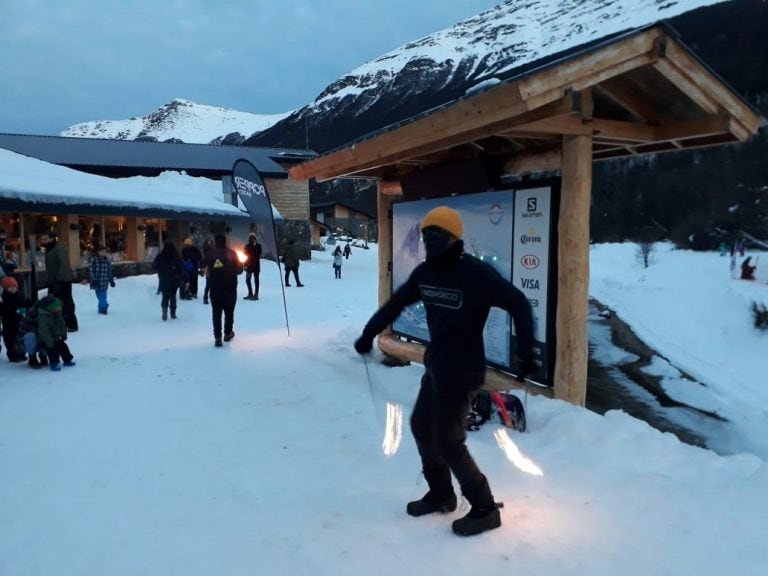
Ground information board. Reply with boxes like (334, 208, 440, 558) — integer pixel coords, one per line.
(390, 183, 557, 385)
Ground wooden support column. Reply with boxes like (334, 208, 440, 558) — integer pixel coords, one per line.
(125, 217, 142, 261)
(61, 214, 80, 267)
(555, 135, 593, 406)
(377, 189, 394, 307)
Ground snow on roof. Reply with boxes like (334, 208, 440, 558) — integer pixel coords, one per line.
(0, 147, 246, 218)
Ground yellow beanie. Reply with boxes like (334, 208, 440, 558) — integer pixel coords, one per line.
(420, 206, 463, 239)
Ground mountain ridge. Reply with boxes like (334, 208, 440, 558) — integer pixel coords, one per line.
(60, 98, 290, 145)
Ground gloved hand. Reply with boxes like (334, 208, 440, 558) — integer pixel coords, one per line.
(354, 333, 374, 355)
(516, 358, 536, 382)
(110, 280, 116, 288)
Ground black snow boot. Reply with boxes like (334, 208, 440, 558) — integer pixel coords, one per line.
(28, 355, 41, 369)
(451, 505, 502, 536)
(407, 466, 456, 517)
(407, 491, 457, 517)
(452, 475, 501, 536)
(162, 307, 168, 321)
(38, 353, 49, 366)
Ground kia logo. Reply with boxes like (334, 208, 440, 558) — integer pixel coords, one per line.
(521, 255, 540, 269)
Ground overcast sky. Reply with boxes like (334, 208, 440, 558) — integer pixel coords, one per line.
(0, 0, 499, 135)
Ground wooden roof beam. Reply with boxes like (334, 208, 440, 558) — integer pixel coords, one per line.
(517, 28, 664, 108)
(501, 148, 562, 176)
(294, 95, 578, 180)
(662, 40, 764, 134)
(654, 114, 732, 142)
(595, 76, 669, 124)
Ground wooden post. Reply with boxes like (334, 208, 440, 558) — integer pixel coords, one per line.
(377, 189, 395, 307)
(555, 134, 593, 406)
(61, 214, 80, 267)
(125, 217, 141, 261)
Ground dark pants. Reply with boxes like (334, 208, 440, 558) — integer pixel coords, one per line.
(204, 277, 210, 302)
(284, 266, 301, 286)
(210, 292, 236, 338)
(45, 339, 73, 365)
(246, 269, 260, 297)
(410, 371, 493, 507)
(187, 271, 199, 297)
(160, 286, 178, 314)
(2, 324, 25, 361)
(50, 281, 78, 331)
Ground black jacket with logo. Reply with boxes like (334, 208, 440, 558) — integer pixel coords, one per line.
(204, 246, 243, 296)
(362, 242, 534, 378)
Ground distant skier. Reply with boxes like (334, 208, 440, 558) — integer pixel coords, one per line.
(332, 245, 343, 279)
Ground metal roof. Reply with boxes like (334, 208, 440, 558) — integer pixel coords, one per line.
(0, 133, 316, 178)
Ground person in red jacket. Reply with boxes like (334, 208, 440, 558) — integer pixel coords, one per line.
(354, 206, 535, 537)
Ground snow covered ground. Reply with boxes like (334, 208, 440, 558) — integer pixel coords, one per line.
(1, 242, 766, 575)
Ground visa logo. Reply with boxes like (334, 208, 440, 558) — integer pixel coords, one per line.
(521, 278, 540, 290)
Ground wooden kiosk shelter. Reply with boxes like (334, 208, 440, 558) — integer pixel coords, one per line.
(291, 24, 764, 405)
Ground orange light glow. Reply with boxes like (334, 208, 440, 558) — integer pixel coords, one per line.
(382, 402, 403, 457)
(494, 428, 544, 476)
(235, 250, 247, 264)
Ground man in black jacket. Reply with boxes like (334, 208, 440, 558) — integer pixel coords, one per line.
(40, 232, 79, 332)
(204, 234, 243, 347)
(354, 206, 535, 537)
(243, 233, 262, 300)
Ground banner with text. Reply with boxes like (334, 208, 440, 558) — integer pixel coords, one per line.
(231, 159, 278, 260)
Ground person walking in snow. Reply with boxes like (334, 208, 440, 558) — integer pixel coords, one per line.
(332, 245, 343, 279)
(282, 240, 304, 287)
(343, 242, 351, 260)
(204, 233, 243, 347)
(40, 231, 79, 332)
(202, 238, 213, 304)
(35, 295, 76, 371)
(0, 276, 31, 362)
(243, 233, 262, 300)
(181, 238, 203, 299)
(88, 243, 115, 315)
(353, 206, 536, 537)
(152, 240, 185, 321)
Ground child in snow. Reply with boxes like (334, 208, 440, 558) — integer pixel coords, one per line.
(0, 276, 30, 362)
(741, 257, 757, 280)
(89, 243, 115, 314)
(19, 300, 49, 369)
(333, 246, 343, 279)
(36, 295, 76, 371)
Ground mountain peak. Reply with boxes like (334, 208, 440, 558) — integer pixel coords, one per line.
(60, 99, 292, 144)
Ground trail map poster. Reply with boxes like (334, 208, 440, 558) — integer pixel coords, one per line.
(391, 184, 555, 385)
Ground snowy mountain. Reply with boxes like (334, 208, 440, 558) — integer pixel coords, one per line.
(246, 0, 733, 152)
(59, 98, 291, 145)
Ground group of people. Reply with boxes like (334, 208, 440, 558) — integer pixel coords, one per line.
(331, 242, 352, 279)
(1, 232, 113, 370)
(6, 212, 530, 539)
(1, 278, 77, 372)
(152, 233, 259, 347)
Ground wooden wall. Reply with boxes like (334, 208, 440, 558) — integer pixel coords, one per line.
(266, 178, 309, 221)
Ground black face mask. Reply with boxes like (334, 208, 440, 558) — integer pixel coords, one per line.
(422, 227, 454, 258)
